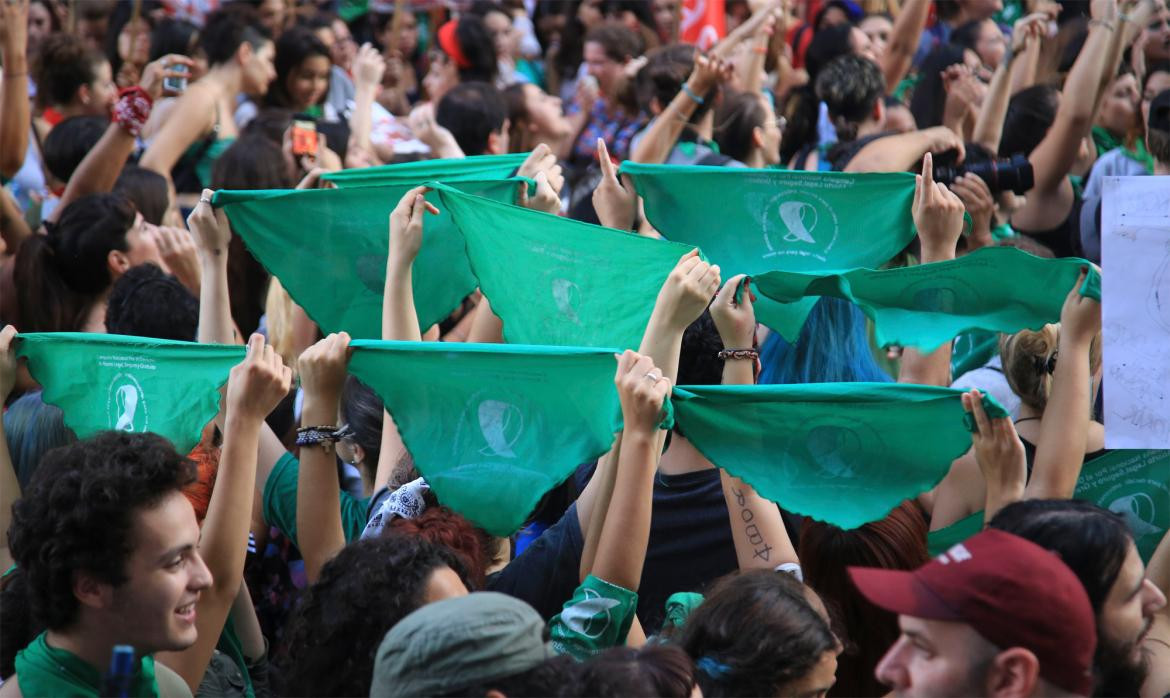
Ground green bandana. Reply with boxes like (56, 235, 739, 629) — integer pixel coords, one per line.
(16, 333, 242, 453)
(213, 179, 523, 338)
(752, 247, 1102, 348)
(15, 632, 159, 698)
(432, 183, 697, 350)
(320, 153, 531, 188)
(619, 164, 918, 338)
(928, 450, 1170, 561)
(671, 383, 1007, 529)
(347, 341, 623, 535)
(951, 329, 1000, 379)
(1074, 449, 1170, 561)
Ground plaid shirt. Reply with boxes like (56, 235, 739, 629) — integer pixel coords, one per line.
(568, 99, 646, 165)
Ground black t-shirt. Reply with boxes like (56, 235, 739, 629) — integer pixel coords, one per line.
(491, 463, 793, 633)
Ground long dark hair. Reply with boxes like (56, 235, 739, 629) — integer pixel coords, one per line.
(275, 535, 472, 697)
(715, 90, 769, 164)
(678, 570, 839, 697)
(265, 26, 331, 110)
(340, 375, 383, 482)
(799, 500, 929, 697)
(15, 193, 137, 332)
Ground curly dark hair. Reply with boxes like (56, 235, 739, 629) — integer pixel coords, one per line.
(31, 33, 105, 109)
(677, 570, 838, 697)
(275, 534, 473, 697)
(7, 432, 197, 631)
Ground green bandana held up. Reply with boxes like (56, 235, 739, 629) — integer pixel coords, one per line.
(752, 247, 1102, 348)
(347, 341, 624, 536)
(213, 179, 523, 339)
(927, 450, 1170, 560)
(672, 383, 1007, 529)
(619, 164, 918, 338)
(432, 183, 697, 350)
(321, 152, 531, 188)
(1075, 449, 1170, 561)
(15, 632, 160, 698)
(16, 333, 242, 453)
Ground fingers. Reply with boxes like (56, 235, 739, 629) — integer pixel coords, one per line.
(967, 389, 991, 436)
(246, 332, 265, 357)
(597, 138, 617, 181)
(921, 151, 934, 188)
(715, 273, 747, 306)
(0, 324, 16, 353)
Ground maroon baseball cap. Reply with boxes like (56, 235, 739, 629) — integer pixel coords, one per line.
(849, 529, 1096, 696)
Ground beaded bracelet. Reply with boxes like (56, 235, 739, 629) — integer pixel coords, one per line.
(296, 424, 353, 447)
(717, 348, 759, 361)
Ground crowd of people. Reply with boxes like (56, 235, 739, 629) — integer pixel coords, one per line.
(1, 0, 1169, 695)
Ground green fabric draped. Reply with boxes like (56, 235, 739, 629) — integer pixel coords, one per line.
(213, 179, 522, 339)
(15, 632, 159, 698)
(620, 164, 919, 337)
(320, 153, 530, 188)
(347, 341, 623, 535)
(671, 383, 1007, 529)
(432, 183, 696, 350)
(752, 247, 1101, 349)
(16, 333, 241, 453)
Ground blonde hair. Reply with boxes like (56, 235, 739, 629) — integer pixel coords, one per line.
(1000, 324, 1103, 412)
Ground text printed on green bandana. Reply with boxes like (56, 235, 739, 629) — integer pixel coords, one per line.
(16, 333, 243, 453)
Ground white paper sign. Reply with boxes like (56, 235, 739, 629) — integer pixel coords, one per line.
(1101, 176, 1170, 448)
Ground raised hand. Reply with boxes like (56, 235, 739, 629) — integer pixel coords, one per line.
(353, 42, 386, 92)
(1060, 266, 1101, 347)
(0, 0, 29, 59)
(138, 53, 196, 100)
(186, 190, 231, 259)
(655, 249, 721, 332)
(516, 143, 564, 214)
(408, 102, 462, 157)
(226, 334, 294, 423)
(710, 274, 757, 349)
(948, 173, 995, 249)
(0, 325, 17, 400)
(913, 152, 967, 262)
(614, 349, 672, 435)
(155, 225, 201, 293)
(297, 332, 352, 406)
(592, 138, 636, 230)
(687, 52, 734, 97)
(387, 185, 440, 268)
(963, 388, 1026, 515)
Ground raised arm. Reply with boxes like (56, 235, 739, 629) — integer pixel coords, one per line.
(881, 0, 931, 94)
(972, 16, 1048, 154)
(1025, 268, 1100, 500)
(898, 154, 964, 387)
(295, 332, 353, 583)
(962, 389, 1026, 524)
(369, 187, 437, 494)
(844, 125, 965, 173)
(139, 83, 217, 184)
(0, 325, 20, 572)
(157, 334, 291, 691)
(349, 43, 385, 165)
(0, 0, 29, 180)
(629, 53, 730, 165)
(51, 55, 193, 222)
(1027, 0, 1118, 195)
(590, 350, 671, 590)
(710, 276, 799, 571)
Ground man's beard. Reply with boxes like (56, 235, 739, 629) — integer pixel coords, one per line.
(1093, 627, 1150, 697)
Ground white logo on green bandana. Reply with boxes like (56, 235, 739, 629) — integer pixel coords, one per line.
(763, 191, 839, 262)
(561, 588, 620, 639)
(107, 373, 148, 433)
(1109, 491, 1163, 537)
(552, 279, 582, 324)
(477, 400, 524, 458)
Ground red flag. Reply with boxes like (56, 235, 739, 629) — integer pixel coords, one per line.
(680, 0, 726, 51)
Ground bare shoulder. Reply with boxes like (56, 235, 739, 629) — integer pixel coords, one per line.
(0, 674, 24, 698)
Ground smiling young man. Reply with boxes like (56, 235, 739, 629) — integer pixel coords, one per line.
(850, 528, 1098, 698)
(2, 432, 212, 697)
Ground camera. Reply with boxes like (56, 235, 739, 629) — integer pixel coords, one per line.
(933, 153, 1034, 195)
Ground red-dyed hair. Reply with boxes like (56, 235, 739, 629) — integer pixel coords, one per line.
(182, 433, 220, 526)
(388, 506, 493, 588)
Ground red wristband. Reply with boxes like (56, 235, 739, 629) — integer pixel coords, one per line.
(112, 86, 153, 137)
